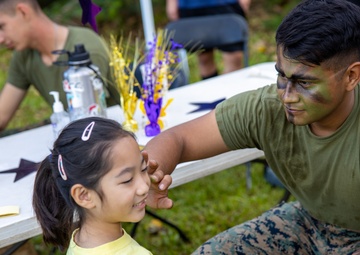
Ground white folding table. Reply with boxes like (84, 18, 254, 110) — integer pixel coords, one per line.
(0, 62, 277, 248)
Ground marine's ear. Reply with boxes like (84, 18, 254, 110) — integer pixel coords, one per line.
(16, 2, 30, 14)
(345, 62, 360, 91)
(70, 184, 96, 209)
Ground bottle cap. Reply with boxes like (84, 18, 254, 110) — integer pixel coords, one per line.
(49, 91, 65, 113)
(68, 44, 92, 66)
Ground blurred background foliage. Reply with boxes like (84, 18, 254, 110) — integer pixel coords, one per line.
(39, 0, 298, 40)
(1, 0, 300, 133)
(39, 0, 167, 38)
(1, 1, 301, 254)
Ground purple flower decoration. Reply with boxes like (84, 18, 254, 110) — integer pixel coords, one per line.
(140, 30, 183, 136)
(170, 39, 183, 50)
(79, 0, 102, 33)
(144, 97, 163, 136)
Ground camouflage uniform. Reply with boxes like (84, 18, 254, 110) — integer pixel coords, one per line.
(192, 202, 360, 255)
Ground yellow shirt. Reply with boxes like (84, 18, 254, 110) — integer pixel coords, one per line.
(66, 228, 153, 255)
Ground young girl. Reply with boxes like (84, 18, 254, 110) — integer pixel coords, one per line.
(33, 117, 153, 254)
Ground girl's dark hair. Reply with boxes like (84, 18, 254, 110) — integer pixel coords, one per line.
(32, 117, 136, 250)
(276, 0, 360, 67)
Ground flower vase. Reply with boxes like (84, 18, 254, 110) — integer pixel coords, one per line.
(144, 97, 163, 136)
(121, 93, 138, 132)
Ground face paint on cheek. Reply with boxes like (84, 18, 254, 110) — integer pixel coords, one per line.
(308, 91, 331, 104)
(300, 86, 331, 105)
(276, 77, 287, 90)
(287, 114, 295, 123)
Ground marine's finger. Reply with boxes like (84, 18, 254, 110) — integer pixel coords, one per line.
(158, 174, 172, 191)
(141, 150, 149, 163)
(150, 167, 164, 184)
(147, 159, 159, 175)
(157, 197, 174, 209)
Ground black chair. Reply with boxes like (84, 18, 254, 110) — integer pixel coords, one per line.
(165, 13, 249, 67)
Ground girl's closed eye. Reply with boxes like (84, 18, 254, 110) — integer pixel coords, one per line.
(121, 177, 133, 184)
(141, 166, 148, 173)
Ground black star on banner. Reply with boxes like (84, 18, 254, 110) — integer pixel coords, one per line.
(188, 98, 226, 114)
(0, 159, 39, 182)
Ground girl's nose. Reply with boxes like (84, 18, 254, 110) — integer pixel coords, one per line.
(137, 173, 150, 196)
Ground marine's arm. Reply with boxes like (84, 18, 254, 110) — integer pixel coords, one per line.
(0, 82, 27, 132)
(144, 110, 230, 209)
(145, 109, 230, 177)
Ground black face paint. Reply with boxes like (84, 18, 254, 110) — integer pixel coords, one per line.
(277, 75, 329, 104)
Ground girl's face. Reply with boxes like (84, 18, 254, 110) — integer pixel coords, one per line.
(276, 47, 354, 136)
(95, 136, 150, 224)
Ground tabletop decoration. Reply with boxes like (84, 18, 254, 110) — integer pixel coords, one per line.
(109, 34, 144, 132)
(0, 159, 39, 182)
(79, 0, 102, 33)
(139, 29, 183, 136)
(188, 98, 226, 114)
(0, 206, 20, 217)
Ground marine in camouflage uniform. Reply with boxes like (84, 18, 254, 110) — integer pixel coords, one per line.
(191, 0, 360, 253)
(145, 0, 360, 254)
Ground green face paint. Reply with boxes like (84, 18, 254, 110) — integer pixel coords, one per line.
(275, 49, 353, 135)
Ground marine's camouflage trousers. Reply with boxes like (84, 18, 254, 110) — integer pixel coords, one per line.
(192, 201, 360, 255)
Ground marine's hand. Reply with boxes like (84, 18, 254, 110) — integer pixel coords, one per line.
(143, 151, 173, 209)
(148, 163, 173, 209)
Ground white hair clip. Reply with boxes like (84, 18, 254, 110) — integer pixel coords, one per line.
(58, 154, 67, 181)
(81, 121, 95, 141)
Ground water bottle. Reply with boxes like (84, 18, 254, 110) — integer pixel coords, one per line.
(49, 91, 70, 138)
(68, 86, 86, 121)
(59, 44, 107, 121)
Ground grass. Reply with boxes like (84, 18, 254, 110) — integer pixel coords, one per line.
(0, 0, 299, 254)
